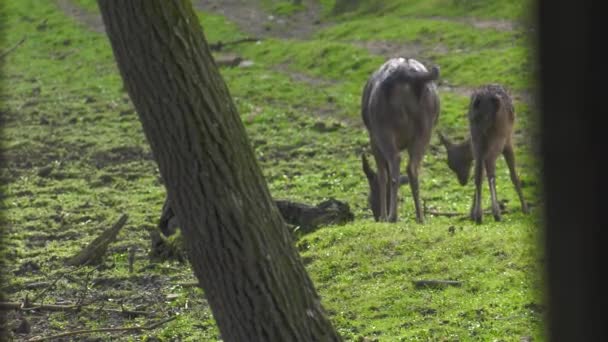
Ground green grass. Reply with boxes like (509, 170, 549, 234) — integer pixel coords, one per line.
(2, 0, 543, 340)
(320, 0, 531, 21)
(315, 16, 519, 50)
(299, 220, 543, 340)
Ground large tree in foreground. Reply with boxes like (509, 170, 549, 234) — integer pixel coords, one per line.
(97, 1, 340, 340)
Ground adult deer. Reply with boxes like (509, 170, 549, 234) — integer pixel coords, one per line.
(439, 84, 530, 223)
(361, 58, 440, 223)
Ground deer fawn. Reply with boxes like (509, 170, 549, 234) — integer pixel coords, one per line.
(439, 84, 529, 223)
(361, 58, 440, 223)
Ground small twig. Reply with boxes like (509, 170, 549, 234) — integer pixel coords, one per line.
(0, 301, 151, 317)
(175, 281, 200, 288)
(424, 207, 510, 218)
(76, 265, 101, 306)
(26, 316, 176, 342)
(128, 246, 136, 273)
(24, 282, 50, 290)
(425, 210, 463, 218)
(30, 265, 87, 303)
(0, 36, 26, 60)
(413, 279, 463, 289)
(209, 37, 260, 51)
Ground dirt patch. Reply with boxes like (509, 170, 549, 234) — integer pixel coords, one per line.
(54, 0, 105, 33)
(193, 0, 328, 39)
(90, 146, 153, 169)
(428, 16, 520, 32)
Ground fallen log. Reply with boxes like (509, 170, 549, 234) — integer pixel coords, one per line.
(159, 197, 354, 237)
(65, 214, 128, 266)
(209, 37, 260, 51)
(154, 197, 354, 261)
(274, 198, 354, 233)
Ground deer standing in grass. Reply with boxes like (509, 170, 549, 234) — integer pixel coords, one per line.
(439, 84, 529, 223)
(361, 58, 440, 223)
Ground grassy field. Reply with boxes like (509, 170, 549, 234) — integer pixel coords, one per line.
(1, 0, 543, 340)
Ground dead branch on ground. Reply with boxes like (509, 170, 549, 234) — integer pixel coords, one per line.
(209, 37, 260, 51)
(0, 36, 26, 60)
(0, 301, 151, 317)
(66, 214, 128, 266)
(26, 316, 176, 342)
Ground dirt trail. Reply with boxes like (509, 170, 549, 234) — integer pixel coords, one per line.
(54, 0, 105, 33)
(431, 16, 521, 32)
(193, 0, 327, 39)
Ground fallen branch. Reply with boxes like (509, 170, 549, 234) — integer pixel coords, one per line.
(159, 197, 354, 236)
(76, 265, 101, 306)
(413, 279, 463, 289)
(175, 281, 200, 288)
(424, 208, 510, 218)
(31, 264, 88, 303)
(425, 210, 463, 218)
(26, 316, 176, 342)
(0, 36, 26, 60)
(66, 214, 128, 266)
(214, 53, 243, 67)
(0, 301, 151, 317)
(209, 37, 260, 51)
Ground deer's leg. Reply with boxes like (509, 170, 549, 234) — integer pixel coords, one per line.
(387, 153, 402, 222)
(503, 142, 529, 214)
(485, 156, 501, 222)
(407, 144, 425, 224)
(372, 145, 389, 222)
(471, 157, 484, 224)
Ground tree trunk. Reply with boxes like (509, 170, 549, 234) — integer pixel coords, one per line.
(97, 1, 340, 341)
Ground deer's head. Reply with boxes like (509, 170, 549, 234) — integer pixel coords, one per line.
(438, 132, 474, 186)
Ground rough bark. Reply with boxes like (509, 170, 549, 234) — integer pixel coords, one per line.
(97, 1, 340, 341)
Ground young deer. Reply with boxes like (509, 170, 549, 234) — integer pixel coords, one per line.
(361, 58, 440, 223)
(439, 84, 529, 223)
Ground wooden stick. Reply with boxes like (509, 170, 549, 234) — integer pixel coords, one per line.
(209, 37, 260, 51)
(424, 208, 510, 218)
(0, 301, 151, 316)
(425, 210, 463, 218)
(26, 316, 176, 342)
(66, 214, 128, 266)
(30, 264, 88, 303)
(175, 281, 200, 288)
(0, 36, 26, 59)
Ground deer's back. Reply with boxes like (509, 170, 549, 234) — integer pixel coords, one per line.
(362, 58, 440, 150)
(468, 84, 515, 157)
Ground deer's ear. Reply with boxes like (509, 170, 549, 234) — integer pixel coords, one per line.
(361, 154, 376, 181)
